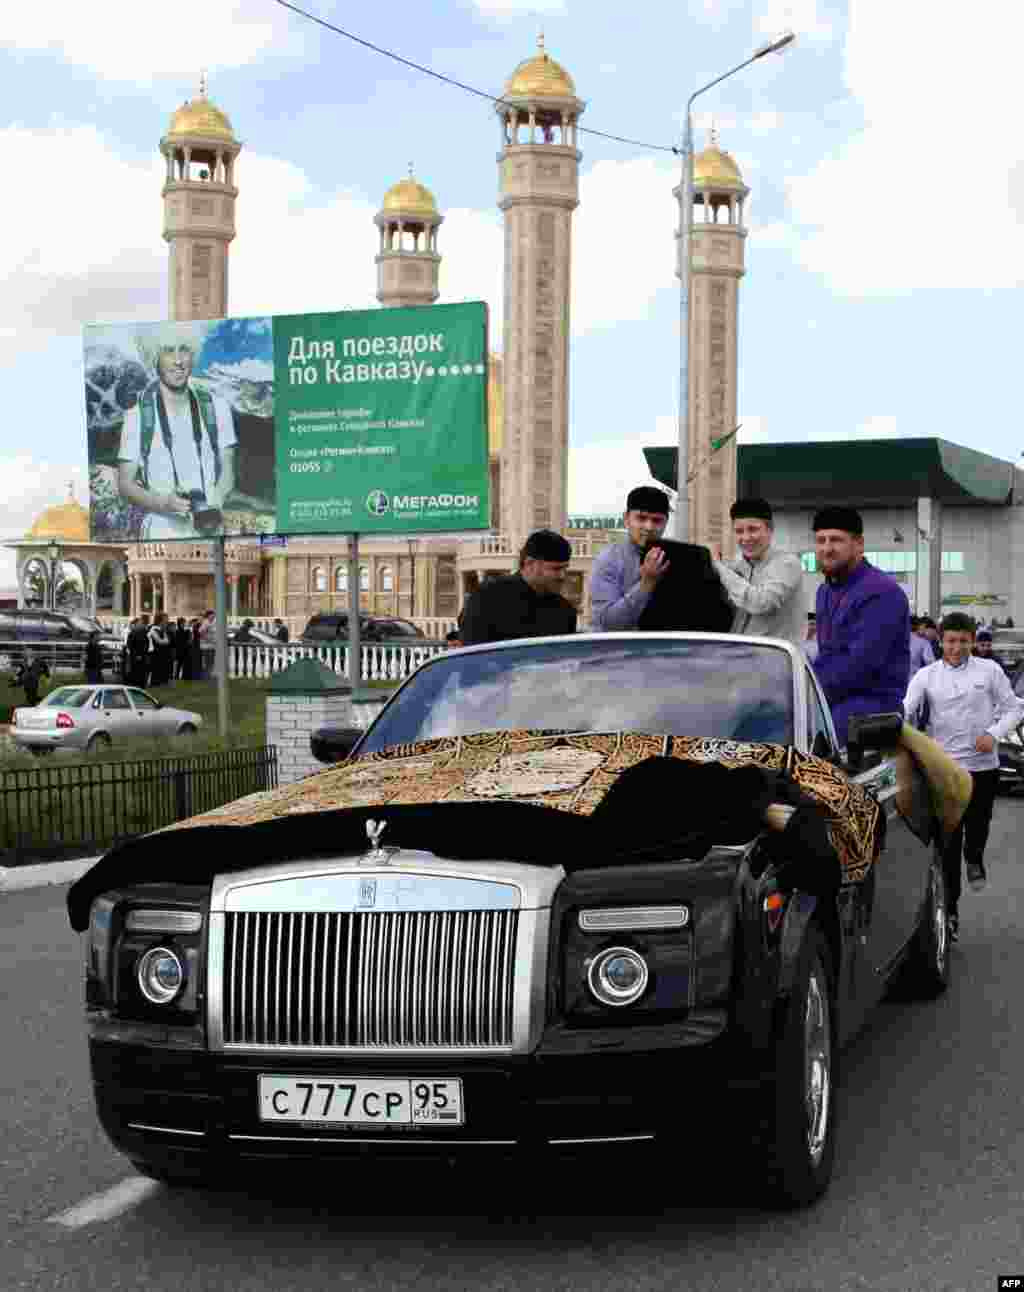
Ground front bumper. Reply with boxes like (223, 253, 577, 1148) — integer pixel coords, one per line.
(90, 1018, 737, 1171)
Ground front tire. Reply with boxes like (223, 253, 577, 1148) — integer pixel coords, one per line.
(758, 923, 837, 1209)
(87, 732, 112, 754)
(892, 854, 949, 999)
(177, 723, 198, 738)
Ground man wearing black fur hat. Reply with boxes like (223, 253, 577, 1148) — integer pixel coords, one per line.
(590, 486, 673, 630)
(713, 498, 805, 644)
(460, 530, 577, 645)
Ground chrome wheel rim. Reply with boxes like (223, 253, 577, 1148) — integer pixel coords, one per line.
(932, 862, 947, 976)
(804, 965, 831, 1167)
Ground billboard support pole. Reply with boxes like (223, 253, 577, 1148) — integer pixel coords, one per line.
(213, 535, 230, 739)
(347, 533, 361, 693)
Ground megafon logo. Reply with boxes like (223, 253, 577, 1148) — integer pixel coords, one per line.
(366, 490, 390, 516)
(392, 493, 480, 511)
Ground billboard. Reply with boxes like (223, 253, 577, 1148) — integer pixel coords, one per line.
(85, 302, 489, 542)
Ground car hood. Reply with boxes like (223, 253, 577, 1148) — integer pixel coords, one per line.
(66, 730, 882, 931)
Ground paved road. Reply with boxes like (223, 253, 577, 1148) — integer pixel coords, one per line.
(4, 803, 1024, 1292)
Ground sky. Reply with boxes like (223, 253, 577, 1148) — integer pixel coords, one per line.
(1, 0, 1022, 588)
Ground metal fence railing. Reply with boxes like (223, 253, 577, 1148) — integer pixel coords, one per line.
(0, 745, 278, 864)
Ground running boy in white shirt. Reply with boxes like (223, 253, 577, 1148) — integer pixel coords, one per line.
(904, 611, 1022, 941)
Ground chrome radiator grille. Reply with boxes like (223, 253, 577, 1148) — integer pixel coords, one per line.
(221, 909, 519, 1049)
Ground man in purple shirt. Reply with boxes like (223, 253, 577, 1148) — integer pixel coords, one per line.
(812, 506, 911, 746)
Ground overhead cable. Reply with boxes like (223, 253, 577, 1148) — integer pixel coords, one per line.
(271, 0, 679, 155)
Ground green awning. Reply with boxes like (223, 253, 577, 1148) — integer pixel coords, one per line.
(643, 438, 1016, 508)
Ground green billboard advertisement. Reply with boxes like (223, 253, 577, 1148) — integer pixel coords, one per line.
(84, 302, 488, 543)
(275, 301, 489, 535)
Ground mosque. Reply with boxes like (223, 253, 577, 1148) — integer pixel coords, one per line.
(9, 41, 753, 631)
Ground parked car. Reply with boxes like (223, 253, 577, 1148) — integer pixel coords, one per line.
(0, 609, 122, 676)
(12, 684, 202, 753)
(997, 668, 1024, 792)
(228, 626, 283, 647)
(300, 612, 430, 645)
(989, 628, 1024, 677)
(70, 633, 954, 1208)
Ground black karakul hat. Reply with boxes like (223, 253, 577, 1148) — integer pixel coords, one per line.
(813, 505, 864, 536)
(522, 529, 572, 562)
(626, 485, 670, 516)
(730, 497, 774, 524)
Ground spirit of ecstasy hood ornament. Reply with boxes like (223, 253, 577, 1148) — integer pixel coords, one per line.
(364, 819, 390, 863)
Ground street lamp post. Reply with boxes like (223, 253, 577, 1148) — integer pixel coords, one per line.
(676, 31, 795, 542)
(47, 542, 61, 611)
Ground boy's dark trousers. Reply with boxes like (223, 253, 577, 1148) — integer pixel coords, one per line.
(941, 767, 999, 914)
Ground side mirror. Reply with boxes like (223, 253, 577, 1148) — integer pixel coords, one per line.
(846, 711, 903, 771)
(310, 725, 364, 764)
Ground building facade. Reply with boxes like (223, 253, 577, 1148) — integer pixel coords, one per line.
(645, 437, 1024, 623)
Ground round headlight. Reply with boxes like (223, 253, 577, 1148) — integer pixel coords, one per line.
(136, 946, 185, 1005)
(587, 946, 649, 1008)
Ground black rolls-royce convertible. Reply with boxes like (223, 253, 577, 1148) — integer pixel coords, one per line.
(68, 633, 959, 1208)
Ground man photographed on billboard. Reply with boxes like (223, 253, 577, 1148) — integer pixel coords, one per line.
(116, 324, 238, 540)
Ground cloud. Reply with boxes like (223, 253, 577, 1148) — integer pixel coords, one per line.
(754, 0, 835, 46)
(573, 157, 679, 334)
(569, 415, 679, 514)
(2, 0, 299, 81)
(786, 0, 1024, 293)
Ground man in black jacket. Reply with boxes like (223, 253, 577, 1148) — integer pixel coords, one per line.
(460, 530, 577, 646)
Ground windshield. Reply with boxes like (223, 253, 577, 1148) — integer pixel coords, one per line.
(359, 637, 795, 754)
(43, 687, 94, 708)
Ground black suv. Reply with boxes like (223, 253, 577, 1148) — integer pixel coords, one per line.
(300, 613, 429, 644)
(0, 609, 122, 674)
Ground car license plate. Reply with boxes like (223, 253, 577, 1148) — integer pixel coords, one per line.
(258, 1076, 464, 1126)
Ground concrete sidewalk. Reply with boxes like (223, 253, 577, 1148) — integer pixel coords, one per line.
(1, 857, 100, 893)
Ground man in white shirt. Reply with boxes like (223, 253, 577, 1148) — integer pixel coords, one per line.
(713, 498, 805, 645)
(117, 324, 237, 540)
(904, 611, 1021, 941)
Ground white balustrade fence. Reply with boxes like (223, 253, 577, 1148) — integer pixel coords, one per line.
(227, 641, 447, 682)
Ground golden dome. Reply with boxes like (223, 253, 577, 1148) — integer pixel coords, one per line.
(693, 137, 745, 191)
(27, 495, 90, 543)
(382, 174, 438, 217)
(167, 94, 236, 143)
(504, 36, 576, 99)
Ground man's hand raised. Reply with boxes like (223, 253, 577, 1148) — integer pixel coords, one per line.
(639, 545, 670, 592)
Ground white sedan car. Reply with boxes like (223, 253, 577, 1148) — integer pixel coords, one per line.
(11, 685, 203, 754)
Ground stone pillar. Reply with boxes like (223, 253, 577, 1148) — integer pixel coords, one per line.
(916, 497, 943, 617)
(498, 77, 584, 550)
(230, 575, 239, 616)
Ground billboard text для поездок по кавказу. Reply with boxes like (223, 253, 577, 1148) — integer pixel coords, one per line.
(84, 302, 489, 542)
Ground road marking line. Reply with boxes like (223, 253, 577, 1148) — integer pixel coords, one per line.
(47, 1177, 163, 1228)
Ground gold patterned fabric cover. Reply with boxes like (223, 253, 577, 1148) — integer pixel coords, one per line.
(162, 730, 882, 886)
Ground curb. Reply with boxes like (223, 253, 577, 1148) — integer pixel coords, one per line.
(1, 857, 100, 893)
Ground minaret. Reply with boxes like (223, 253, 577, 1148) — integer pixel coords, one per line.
(160, 75, 241, 321)
(497, 37, 584, 547)
(674, 129, 748, 554)
(375, 169, 442, 307)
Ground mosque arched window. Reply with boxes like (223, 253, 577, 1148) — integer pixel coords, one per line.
(359, 566, 370, 593)
(379, 565, 394, 593)
(311, 565, 326, 593)
(334, 566, 348, 593)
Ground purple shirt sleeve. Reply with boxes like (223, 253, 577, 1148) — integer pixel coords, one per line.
(813, 583, 910, 703)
